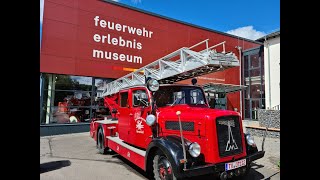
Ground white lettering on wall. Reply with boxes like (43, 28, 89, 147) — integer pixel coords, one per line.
(92, 16, 152, 64)
(92, 49, 142, 64)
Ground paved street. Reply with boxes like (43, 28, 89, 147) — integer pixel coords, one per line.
(40, 132, 280, 180)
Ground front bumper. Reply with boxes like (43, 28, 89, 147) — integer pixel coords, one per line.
(182, 151, 265, 177)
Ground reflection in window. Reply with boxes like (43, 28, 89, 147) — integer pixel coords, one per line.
(133, 90, 149, 107)
(154, 86, 206, 107)
(250, 85, 261, 99)
(95, 78, 114, 97)
(40, 73, 115, 124)
(52, 106, 91, 123)
(250, 54, 260, 68)
(250, 68, 260, 77)
(173, 91, 185, 104)
(53, 74, 92, 91)
(190, 89, 205, 105)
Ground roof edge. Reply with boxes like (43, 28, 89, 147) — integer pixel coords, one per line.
(101, 0, 263, 45)
(256, 30, 280, 42)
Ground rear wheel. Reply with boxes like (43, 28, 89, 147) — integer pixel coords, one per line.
(97, 128, 108, 154)
(153, 151, 177, 180)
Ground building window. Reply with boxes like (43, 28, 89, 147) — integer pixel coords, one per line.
(242, 46, 265, 120)
(40, 73, 114, 124)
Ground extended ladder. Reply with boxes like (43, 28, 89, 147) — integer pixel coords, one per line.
(102, 39, 240, 97)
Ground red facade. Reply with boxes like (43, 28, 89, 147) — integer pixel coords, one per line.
(40, 0, 260, 113)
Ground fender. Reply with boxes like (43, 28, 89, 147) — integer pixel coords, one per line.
(145, 135, 192, 178)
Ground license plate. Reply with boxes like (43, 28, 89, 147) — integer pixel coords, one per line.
(225, 159, 246, 171)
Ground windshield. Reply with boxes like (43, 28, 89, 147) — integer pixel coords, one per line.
(153, 86, 207, 107)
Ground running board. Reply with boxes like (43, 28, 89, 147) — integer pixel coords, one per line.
(107, 136, 146, 170)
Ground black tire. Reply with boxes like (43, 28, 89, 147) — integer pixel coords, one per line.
(97, 128, 108, 154)
(153, 150, 177, 180)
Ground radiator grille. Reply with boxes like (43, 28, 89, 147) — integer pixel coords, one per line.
(165, 121, 194, 131)
(216, 116, 243, 157)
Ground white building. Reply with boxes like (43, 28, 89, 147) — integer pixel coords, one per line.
(257, 31, 280, 110)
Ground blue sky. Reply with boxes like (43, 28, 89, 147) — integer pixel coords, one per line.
(40, 0, 279, 40)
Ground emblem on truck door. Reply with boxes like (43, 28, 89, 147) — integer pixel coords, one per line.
(134, 112, 146, 134)
(136, 118, 145, 134)
(219, 120, 238, 151)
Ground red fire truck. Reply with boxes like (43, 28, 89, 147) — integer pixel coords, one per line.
(90, 40, 265, 180)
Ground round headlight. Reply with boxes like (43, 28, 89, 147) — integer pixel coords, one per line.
(146, 114, 156, 126)
(147, 78, 159, 92)
(246, 134, 256, 147)
(188, 142, 201, 157)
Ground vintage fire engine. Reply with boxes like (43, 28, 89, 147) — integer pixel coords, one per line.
(90, 39, 265, 180)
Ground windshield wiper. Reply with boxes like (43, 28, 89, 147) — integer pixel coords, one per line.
(171, 96, 185, 106)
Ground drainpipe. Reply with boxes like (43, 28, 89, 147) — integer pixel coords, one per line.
(265, 37, 272, 109)
(236, 46, 243, 117)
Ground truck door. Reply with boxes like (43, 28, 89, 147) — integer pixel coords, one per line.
(128, 88, 152, 149)
(117, 90, 130, 143)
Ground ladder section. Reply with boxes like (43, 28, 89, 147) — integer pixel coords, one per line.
(102, 39, 240, 97)
(202, 83, 247, 93)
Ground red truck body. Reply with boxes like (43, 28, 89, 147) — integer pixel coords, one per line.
(90, 84, 264, 179)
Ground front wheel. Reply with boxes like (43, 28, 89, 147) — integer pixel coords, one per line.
(153, 151, 177, 180)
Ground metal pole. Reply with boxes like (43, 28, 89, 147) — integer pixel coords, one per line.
(90, 78, 95, 121)
(236, 46, 243, 117)
(265, 37, 272, 109)
(40, 74, 44, 124)
(188, 39, 209, 49)
(206, 40, 209, 53)
(176, 111, 187, 170)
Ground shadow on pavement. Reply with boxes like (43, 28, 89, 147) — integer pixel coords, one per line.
(264, 171, 280, 180)
(186, 167, 265, 180)
(112, 154, 267, 180)
(114, 155, 149, 179)
(250, 162, 264, 170)
(112, 154, 148, 179)
(40, 160, 71, 174)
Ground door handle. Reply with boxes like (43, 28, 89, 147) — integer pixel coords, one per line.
(129, 113, 133, 116)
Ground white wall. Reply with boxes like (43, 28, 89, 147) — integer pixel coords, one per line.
(264, 36, 280, 109)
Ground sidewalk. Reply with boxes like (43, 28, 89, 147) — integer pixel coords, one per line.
(40, 132, 280, 180)
(254, 136, 280, 171)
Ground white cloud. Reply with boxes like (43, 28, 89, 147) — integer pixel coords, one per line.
(131, 0, 142, 3)
(226, 26, 266, 40)
(40, 0, 44, 23)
